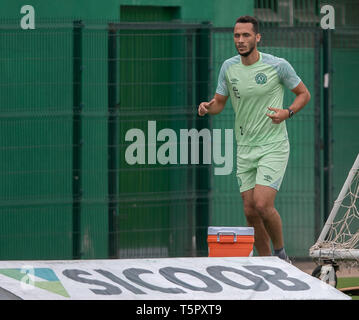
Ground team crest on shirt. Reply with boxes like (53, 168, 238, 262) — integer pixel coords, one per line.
(255, 73, 267, 84)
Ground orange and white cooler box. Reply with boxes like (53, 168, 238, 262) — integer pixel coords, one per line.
(207, 226, 255, 257)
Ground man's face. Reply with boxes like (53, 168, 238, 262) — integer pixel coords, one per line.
(233, 22, 260, 57)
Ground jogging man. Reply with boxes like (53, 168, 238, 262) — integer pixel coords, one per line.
(198, 16, 311, 261)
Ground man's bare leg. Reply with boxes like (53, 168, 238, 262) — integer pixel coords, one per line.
(241, 188, 271, 256)
(252, 184, 284, 251)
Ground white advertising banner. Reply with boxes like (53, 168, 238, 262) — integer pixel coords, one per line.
(0, 256, 350, 300)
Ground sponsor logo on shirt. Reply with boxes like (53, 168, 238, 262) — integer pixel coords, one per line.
(232, 86, 240, 99)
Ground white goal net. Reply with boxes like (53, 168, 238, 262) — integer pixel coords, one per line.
(310, 153, 359, 265)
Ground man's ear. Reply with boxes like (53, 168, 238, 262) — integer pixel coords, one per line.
(256, 33, 261, 43)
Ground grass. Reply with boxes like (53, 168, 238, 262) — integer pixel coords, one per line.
(337, 277, 359, 300)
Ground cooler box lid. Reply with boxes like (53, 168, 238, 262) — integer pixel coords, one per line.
(208, 226, 254, 236)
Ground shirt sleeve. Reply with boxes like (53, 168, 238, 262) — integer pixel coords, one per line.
(278, 58, 301, 90)
(215, 61, 229, 96)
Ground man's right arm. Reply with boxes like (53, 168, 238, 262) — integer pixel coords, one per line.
(198, 93, 228, 116)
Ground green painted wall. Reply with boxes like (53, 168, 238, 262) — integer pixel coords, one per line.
(2, 0, 252, 27)
(332, 49, 359, 198)
(3, 1, 357, 260)
(0, 0, 254, 259)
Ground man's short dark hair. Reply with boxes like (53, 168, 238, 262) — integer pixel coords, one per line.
(235, 15, 259, 34)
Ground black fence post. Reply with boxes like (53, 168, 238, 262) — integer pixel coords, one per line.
(72, 20, 84, 259)
(314, 29, 322, 240)
(195, 22, 212, 256)
(108, 24, 118, 258)
(323, 29, 333, 223)
(186, 29, 196, 257)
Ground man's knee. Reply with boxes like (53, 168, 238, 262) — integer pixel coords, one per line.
(252, 186, 277, 219)
(254, 200, 274, 220)
(243, 202, 261, 224)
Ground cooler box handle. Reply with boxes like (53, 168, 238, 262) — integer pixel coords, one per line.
(217, 232, 237, 243)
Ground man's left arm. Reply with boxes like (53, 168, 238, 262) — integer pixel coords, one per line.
(266, 81, 311, 124)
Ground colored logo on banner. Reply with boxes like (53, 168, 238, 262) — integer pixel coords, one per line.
(0, 268, 69, 298)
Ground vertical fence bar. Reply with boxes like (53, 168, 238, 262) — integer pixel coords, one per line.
(323, 29, 333, 222)
(72, 20, 84, 259)
(108, 24, 118, 258)
(314, 29, 322, 239)
(195, 23, 212, 256)
(186, 30, 196, 256)
(207, 24, 214, 243)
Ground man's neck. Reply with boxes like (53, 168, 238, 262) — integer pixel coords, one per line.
(241, 49, 260, 66)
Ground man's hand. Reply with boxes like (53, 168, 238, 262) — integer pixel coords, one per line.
(198, 99, 215, 116)
(266, 107, 290, 124)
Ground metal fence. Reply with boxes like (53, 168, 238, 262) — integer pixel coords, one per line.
(0, 20, 357, 260)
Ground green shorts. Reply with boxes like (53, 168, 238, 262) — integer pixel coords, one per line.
(236, 139, 290, 193)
